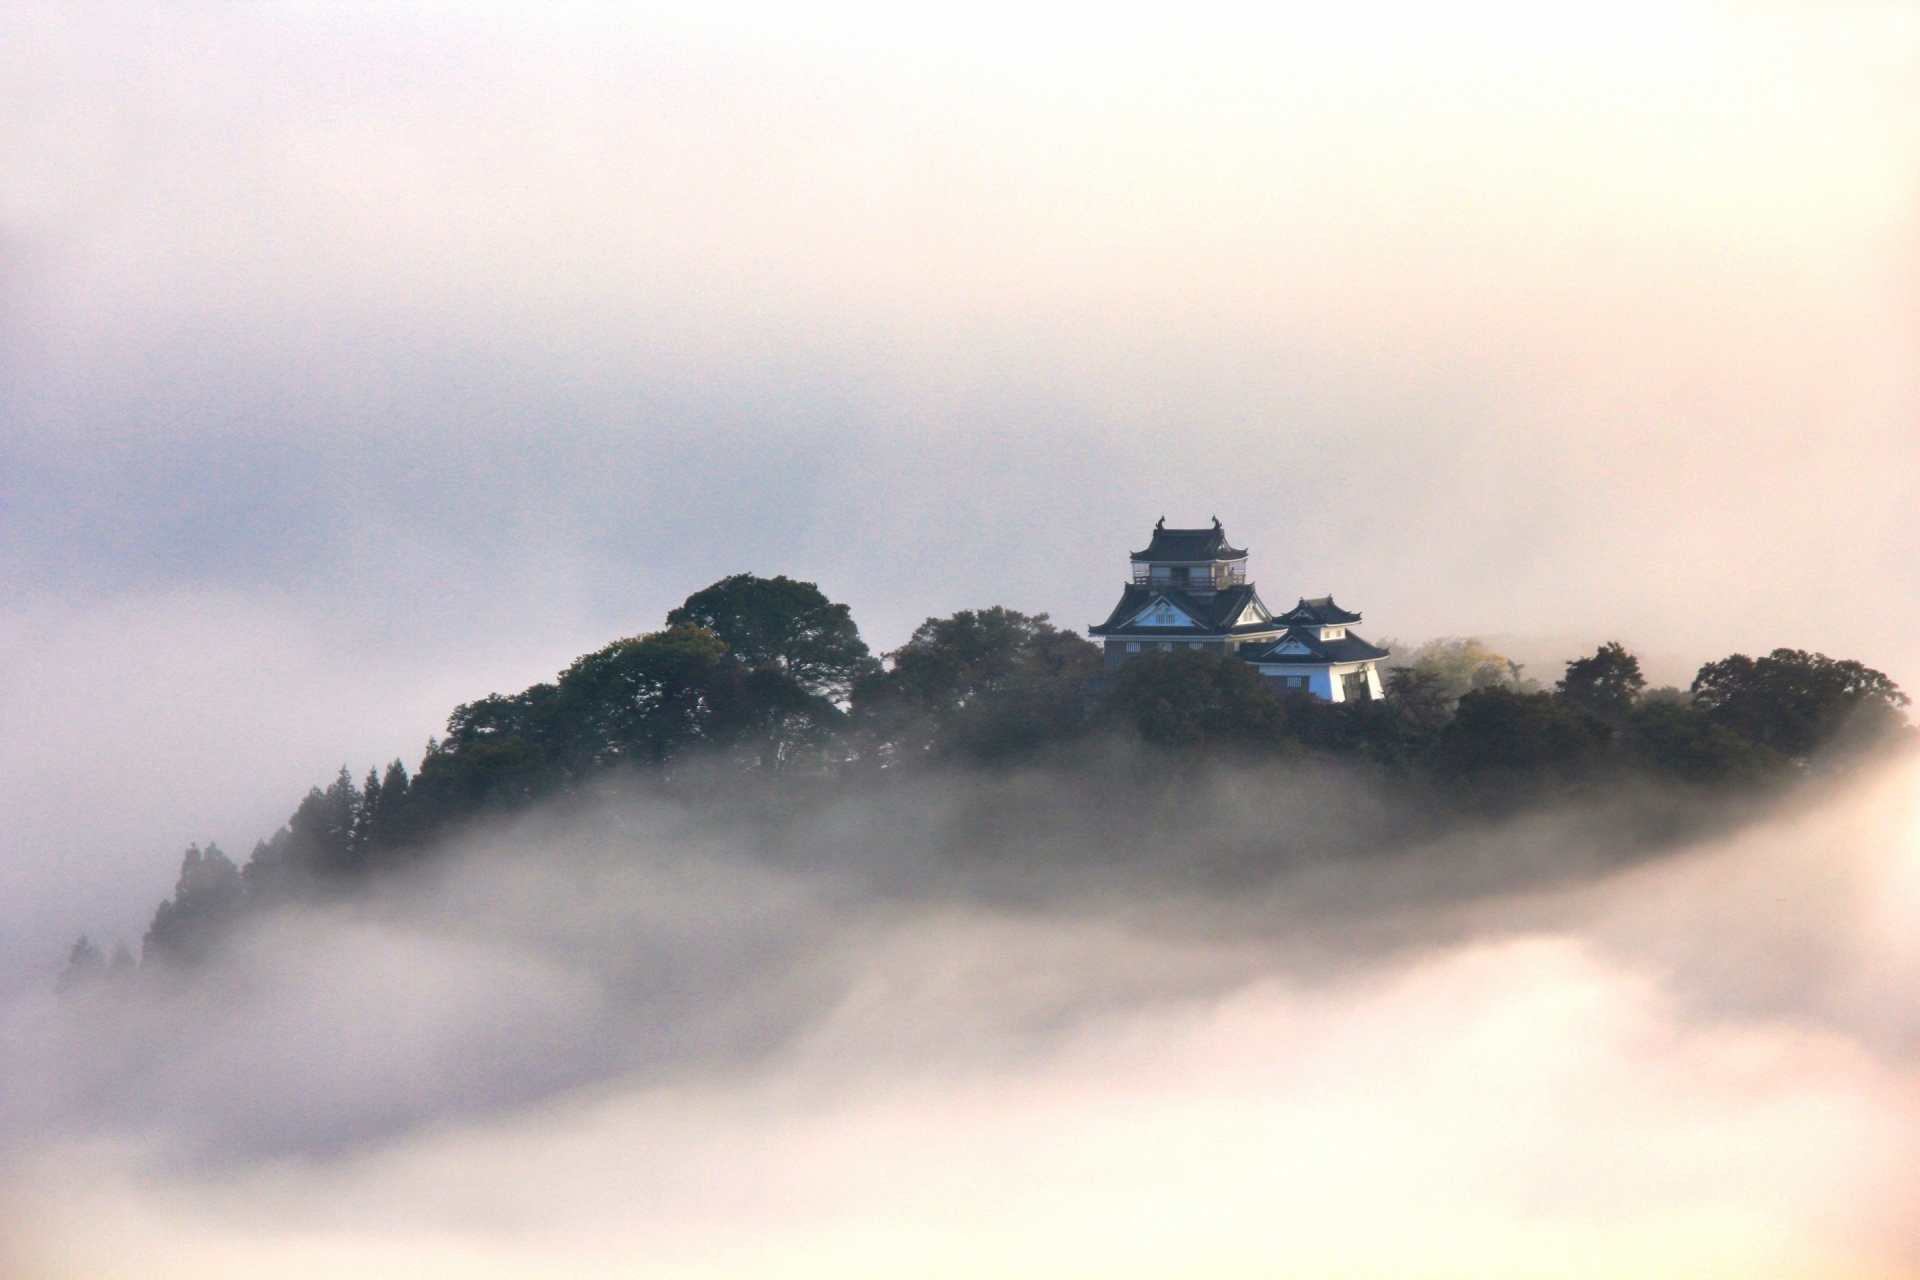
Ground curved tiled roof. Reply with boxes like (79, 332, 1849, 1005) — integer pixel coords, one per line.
(1242, 626, 1389, 665)
(1130, 519, 1247, 563)
(1274, 595, 1363, 626)
(1090, 583, 1277, 636)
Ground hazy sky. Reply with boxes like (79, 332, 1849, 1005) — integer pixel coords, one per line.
(4, 1, 1920, 963)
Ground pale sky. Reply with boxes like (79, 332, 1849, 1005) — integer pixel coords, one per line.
(4, 0, 1919, 973)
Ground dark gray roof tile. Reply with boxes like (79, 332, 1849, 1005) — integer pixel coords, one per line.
(1090, 583, 1274, 635)
(1130, 519, 1247, 563)
(1274, 595, 1363, 625)
(1242, 626, 1390, 664)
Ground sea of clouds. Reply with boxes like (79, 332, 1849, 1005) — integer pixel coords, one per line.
(4, 751, 1917, 1279)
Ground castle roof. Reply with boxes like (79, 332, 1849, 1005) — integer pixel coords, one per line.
(1273, 595, 1363, 626)
(1131, 519, 1247, 563)
(1089, 583, 1276, 636)
(1242, 626, 1390, 665)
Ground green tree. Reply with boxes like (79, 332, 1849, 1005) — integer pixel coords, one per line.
(1101, 649, 1287, 750)
(1623, 699, 1778, 784)
(1690, 649, 1908, 760)
(853, 608, 1103, 761)
(1556, 642, 1646, 725)
(1389, 637, 1534, 703)
(710, 664, 845, 771)
(1434, 687, 1611, 782)
(667, 574, 878, 701)
(552, 623, 736, 766)
(1382, 665, 1454, 735)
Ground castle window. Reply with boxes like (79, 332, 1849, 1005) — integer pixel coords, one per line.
(1126, 642, 1141, 653)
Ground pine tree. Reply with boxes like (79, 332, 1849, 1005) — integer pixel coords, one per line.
(143, 843, 245, 967)
(56, 935, 105, 992)
(354, 765, 384, 856)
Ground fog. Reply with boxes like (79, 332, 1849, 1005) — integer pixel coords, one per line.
(4, 2, 1920, 1272)
(5, 2, 1919, 968)
(4, 751, 1919, 1278)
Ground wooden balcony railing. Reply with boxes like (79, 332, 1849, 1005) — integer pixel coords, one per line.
(1131, 568, 1248, 590)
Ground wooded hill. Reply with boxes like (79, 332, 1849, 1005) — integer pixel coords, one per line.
(59, 573, 1912, 982)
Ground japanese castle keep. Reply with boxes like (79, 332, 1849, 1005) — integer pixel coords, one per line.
(1089, 518, 1389, 702)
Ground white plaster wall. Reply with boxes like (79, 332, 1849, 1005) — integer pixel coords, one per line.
(1255, 665, 1336, 700)
(1255, 661, 1383, 702)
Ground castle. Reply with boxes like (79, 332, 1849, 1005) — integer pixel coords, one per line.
(1088, 518, 1388, 701)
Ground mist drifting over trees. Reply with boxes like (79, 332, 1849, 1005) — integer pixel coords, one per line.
(43, 572, 1907, 989)
(10, 574, 1919, 1277)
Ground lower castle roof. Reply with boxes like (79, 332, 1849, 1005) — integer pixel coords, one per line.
(1241, 626, 1390, 666)
(1090, 584, 1276, 637)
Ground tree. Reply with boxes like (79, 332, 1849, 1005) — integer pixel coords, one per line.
(1101, 649, 1287, 750)
(56, 936, 105, 992)
(1434, 687, 1611, 782)
(241, 767, 369, 901)
(552, 623, 736, 766)
(1382, 665, 1454, 735)
(1690, 649, 1908, 760)
(852, 608, 1103, 761)
(358, 759, 412, 856)
(710, 664, 845, 771)
(1388, 637, 1535, 703)
(1556, 642, 1646, 725)
(290, 767, 364, 876)
(144, 843, 244, 967)
(1623, 699, 1778, 784)
(667, 574, 878, 701)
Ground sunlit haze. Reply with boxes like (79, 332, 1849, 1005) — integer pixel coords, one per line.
(3, 3, 1919, 1276)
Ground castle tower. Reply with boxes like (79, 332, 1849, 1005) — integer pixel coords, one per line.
(1089, 517, 1390, 701)
(1088, 518, 1279, 667)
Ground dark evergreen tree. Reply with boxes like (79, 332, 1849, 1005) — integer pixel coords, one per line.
(144, 843, 245, 967)
(1381, 666, 1454, 736)
(711, 663, 844, 772)
(354, 765, 384, 856)
(56, 936, 105, 992)
(289, 767, 364, 876)
(359, 759, 412, 855)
